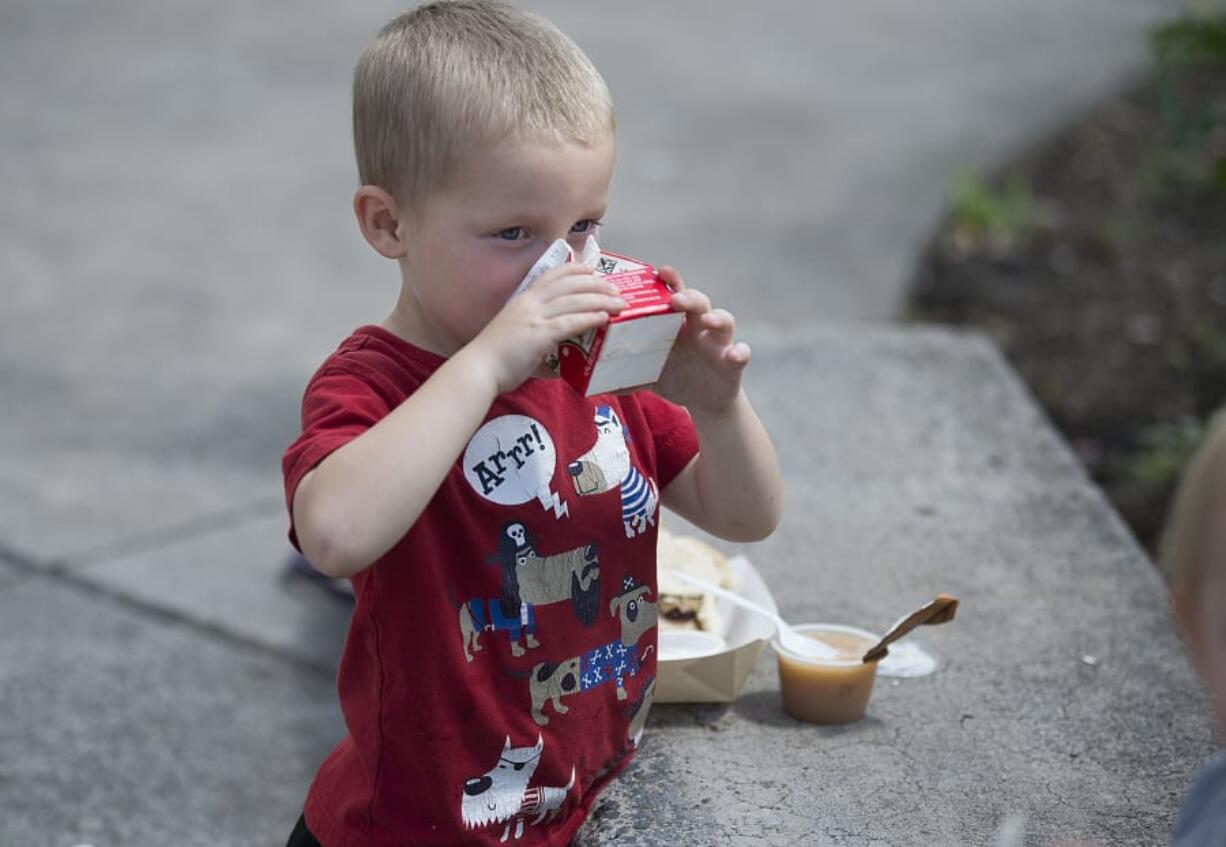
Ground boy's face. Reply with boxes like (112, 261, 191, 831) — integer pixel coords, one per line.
(393, 134, 615, 355)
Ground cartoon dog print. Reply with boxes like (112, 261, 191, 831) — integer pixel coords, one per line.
(492, 521, 601, 627)
(461, 734, 574, 843)
(626, 676, 656, 748)
(459, 598, 539, 663)
(609, 574, 657, 648)
(567, 405, 658, 539)
(461, 524, 600, 662)
(528, 644, 641, 726)
(613, 579, 657, 748)
(528, 574, 658, 726)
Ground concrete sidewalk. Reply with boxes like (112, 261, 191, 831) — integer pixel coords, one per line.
(1, 328, 1214, 845)
(0, 2, 1206, 845)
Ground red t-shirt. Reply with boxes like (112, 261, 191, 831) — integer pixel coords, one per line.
(283, 326, 698, 846)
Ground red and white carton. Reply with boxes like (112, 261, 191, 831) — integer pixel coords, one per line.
(512, 237, 684, 397)
(557, 249, 684, 396)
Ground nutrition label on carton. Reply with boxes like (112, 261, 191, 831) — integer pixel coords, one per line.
(607, 270, 675, 318)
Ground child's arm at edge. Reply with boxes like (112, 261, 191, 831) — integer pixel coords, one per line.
(292, 344, 500, 578)
(661, 388, 782, 543)
(651, 265, 782, 543)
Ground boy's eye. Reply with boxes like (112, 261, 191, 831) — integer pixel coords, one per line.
(496, 227, 527, 241)
(570, 219, 602, 235)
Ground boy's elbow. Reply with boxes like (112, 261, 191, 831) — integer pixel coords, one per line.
(714, 497, 783, 544)
(295, 503, 370, 580)
(756, 504, 784, 541)
(740, 490, 783, 541)
(734, 513, 781, 543)
(301, 531, 365, 580)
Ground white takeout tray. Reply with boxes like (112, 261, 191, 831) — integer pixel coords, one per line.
(656, 555, 777, 703)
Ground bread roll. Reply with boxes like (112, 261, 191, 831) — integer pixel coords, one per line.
(656, 527, 734, 633)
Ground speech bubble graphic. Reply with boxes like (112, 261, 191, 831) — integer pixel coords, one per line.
(463, 415, 569, 518)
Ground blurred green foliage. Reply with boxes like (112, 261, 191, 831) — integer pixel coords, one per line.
(1189, 315, 1226, 365)
(1149, 12, 1226, 197)
(947, 171, 1039, 251)
(1129, 416, 1206, 485)
(1151, 15, 1226, 68)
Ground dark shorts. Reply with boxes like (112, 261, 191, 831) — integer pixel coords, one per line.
(286, 814, 322, 847)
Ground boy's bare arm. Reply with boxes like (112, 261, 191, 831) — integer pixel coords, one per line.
(292, 346, 500, 578)
(662, 390, 782, 543)
(294, 263, 624, 578)
(652, 266, 783, 542)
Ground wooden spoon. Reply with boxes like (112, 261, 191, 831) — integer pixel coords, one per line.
(862, 594, 959, 664)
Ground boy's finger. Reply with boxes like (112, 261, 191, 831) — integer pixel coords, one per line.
(671, 288, 711, 314)
(537, 269, 616, 297)
(701, 308, 735, 332)
(552, 310, 611, 340)
(724, 341, 752, 367)
(657, 265, 686, 291)
(700, 310, 736, 347)
(546, 293, 625, 317)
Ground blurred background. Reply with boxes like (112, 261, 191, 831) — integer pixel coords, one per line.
(2, 0, 1214, 563)
(0, 0, 1201, 559)
(2, 0, 1223, 843)
(910, 7, 1226, 551)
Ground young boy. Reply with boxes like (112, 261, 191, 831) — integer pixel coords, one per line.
(1161, 410, 1226, 846)
(281, 3, 782, 844)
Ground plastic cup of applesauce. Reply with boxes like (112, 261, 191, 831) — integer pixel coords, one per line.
(771, 623, 881, 725)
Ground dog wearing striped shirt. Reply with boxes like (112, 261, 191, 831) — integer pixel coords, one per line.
(566, 405, 658, 539)
(461, 734, 574, 842)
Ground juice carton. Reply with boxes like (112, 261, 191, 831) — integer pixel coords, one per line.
(513, 237, 684, 396)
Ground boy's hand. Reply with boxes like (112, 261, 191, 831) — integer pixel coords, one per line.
(466, 262, 625, 395)
(653, 266, 751, 416)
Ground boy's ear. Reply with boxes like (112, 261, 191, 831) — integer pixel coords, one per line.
(354, 186, 407, 259)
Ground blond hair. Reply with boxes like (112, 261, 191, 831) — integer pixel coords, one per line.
(353, 0, 615, 208)
(1160, 409, 1226, 595)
